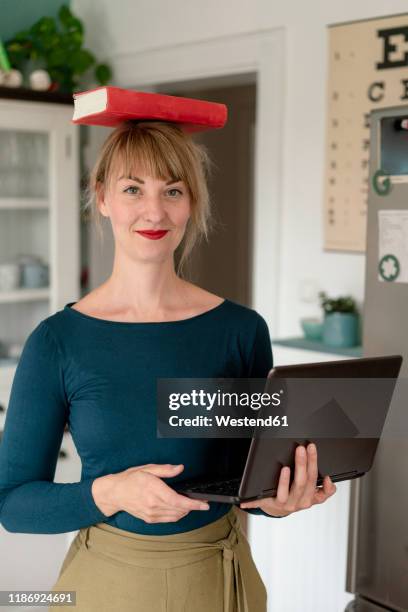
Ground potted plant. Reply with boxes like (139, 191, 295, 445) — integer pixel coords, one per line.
(4, 5, 112, 93)
(318, 291, 360, 348)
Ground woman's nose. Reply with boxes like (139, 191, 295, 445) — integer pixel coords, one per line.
(142, 195, 167, 222)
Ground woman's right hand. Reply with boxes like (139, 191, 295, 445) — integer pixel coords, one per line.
(91, 463, 210, 523)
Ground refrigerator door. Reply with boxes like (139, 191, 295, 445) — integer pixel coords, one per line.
(350, 440, 408, 610)
(347, 106, 408, 611)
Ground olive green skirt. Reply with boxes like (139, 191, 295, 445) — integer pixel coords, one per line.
(50, 506, 267, 611)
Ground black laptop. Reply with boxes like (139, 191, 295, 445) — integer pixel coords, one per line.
(172, 355, 403, 504)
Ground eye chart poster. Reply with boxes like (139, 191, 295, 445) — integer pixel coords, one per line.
(324, 14, 408, 252)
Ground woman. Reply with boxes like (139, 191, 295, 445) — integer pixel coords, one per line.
(0, 119, 336, 611)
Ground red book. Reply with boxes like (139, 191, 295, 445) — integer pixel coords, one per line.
(72, 86, 227, 133)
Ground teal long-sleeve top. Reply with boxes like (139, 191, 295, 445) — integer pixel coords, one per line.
(0, 298, 275, 535)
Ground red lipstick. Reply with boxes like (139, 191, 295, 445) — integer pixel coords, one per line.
(135, 230, 169, 240)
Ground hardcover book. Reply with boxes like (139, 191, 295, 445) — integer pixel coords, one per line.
(72, 86, 228, 133)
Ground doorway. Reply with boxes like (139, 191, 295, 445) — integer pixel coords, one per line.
(159, 79, 256, 307)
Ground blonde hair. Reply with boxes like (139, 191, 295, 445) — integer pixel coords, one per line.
(82, 120, 215, 278)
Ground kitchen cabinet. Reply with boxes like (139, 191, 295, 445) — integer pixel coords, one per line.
(0, 93, 80, 370)
(0, 91, 81, 606)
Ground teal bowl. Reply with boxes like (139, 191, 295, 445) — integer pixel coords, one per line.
(300, 318, 324, 341)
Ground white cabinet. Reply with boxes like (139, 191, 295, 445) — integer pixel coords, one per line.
(0, 95, 82, 603)
(0, 96, 80, 360)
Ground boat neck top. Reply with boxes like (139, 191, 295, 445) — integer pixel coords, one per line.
(0, 297, 274, 535)
(64, 297, 228, 327)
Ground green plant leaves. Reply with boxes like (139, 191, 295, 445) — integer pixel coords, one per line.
(3, 3, 112, 92)
(69, 49, 95, 74)
(31, 17, 57, 39)
(318, 291, 357, 314)
(6, 40, 31, 63)
(12, 30, 32, 42)
(58, 5, 84, 35)
(95, 63, 112, 85)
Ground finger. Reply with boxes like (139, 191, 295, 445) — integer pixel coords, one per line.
(140, 464, 185, 478)
(286, 445, 308, 503)
(240, 499, 260, 509)
(147, 473, 210, 511)
(313, 476, 337, 503)
(323, 475, 337, 495)
(153, 506, 190, 518)
(144, 493, 209, 517)
(143, 511, 190, 523)
(298, 443, 318, 506)
(159, 486, 210, 511)
(275, 465, 291, 505)
(158, 513, 190, 522)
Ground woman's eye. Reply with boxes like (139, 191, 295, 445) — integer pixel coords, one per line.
(167, 188, 182, 197)
(124, 186, 139, 195)
(123, 186, 183, 197)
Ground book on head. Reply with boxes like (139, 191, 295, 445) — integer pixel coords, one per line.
(72, 86, 228, 133)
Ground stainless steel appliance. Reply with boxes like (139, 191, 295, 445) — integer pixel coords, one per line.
(346, 106, 408, 611)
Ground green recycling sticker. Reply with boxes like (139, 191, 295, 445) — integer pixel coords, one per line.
(378, 254, 400, 281)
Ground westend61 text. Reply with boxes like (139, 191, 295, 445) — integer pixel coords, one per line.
(168, 415, 289, 427)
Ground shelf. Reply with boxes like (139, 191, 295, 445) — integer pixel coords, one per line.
(272, 337, 363, 358)
(0, 197, 49, 210)
(0, 85, 73, 105)
(0, 287, 50, 304)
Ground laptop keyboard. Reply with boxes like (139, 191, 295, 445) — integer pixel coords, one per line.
(181, 476, 242, 495)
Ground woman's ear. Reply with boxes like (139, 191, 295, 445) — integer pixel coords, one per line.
(96, 182, 109, 218)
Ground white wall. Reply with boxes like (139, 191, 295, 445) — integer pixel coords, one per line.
(71, 0, 408, 338)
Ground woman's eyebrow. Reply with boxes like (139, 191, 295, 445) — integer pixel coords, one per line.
(117, 175, 182, 185)
(117, 175, 144, 183)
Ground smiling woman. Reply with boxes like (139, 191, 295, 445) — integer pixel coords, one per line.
(83, 120, 214, 277)
(0, 100, 335, 612)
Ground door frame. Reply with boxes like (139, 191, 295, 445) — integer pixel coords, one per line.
(113, 28, 285, 335)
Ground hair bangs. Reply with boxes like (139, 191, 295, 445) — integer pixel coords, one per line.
(109, 124, 192, 189)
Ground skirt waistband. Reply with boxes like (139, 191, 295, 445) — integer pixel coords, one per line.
(78, 507, 238, 569)
(89, 506, 237, 542)
(77, 507, 266, 612)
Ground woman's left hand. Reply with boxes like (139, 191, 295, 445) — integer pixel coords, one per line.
(239, 443, 337, 517)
